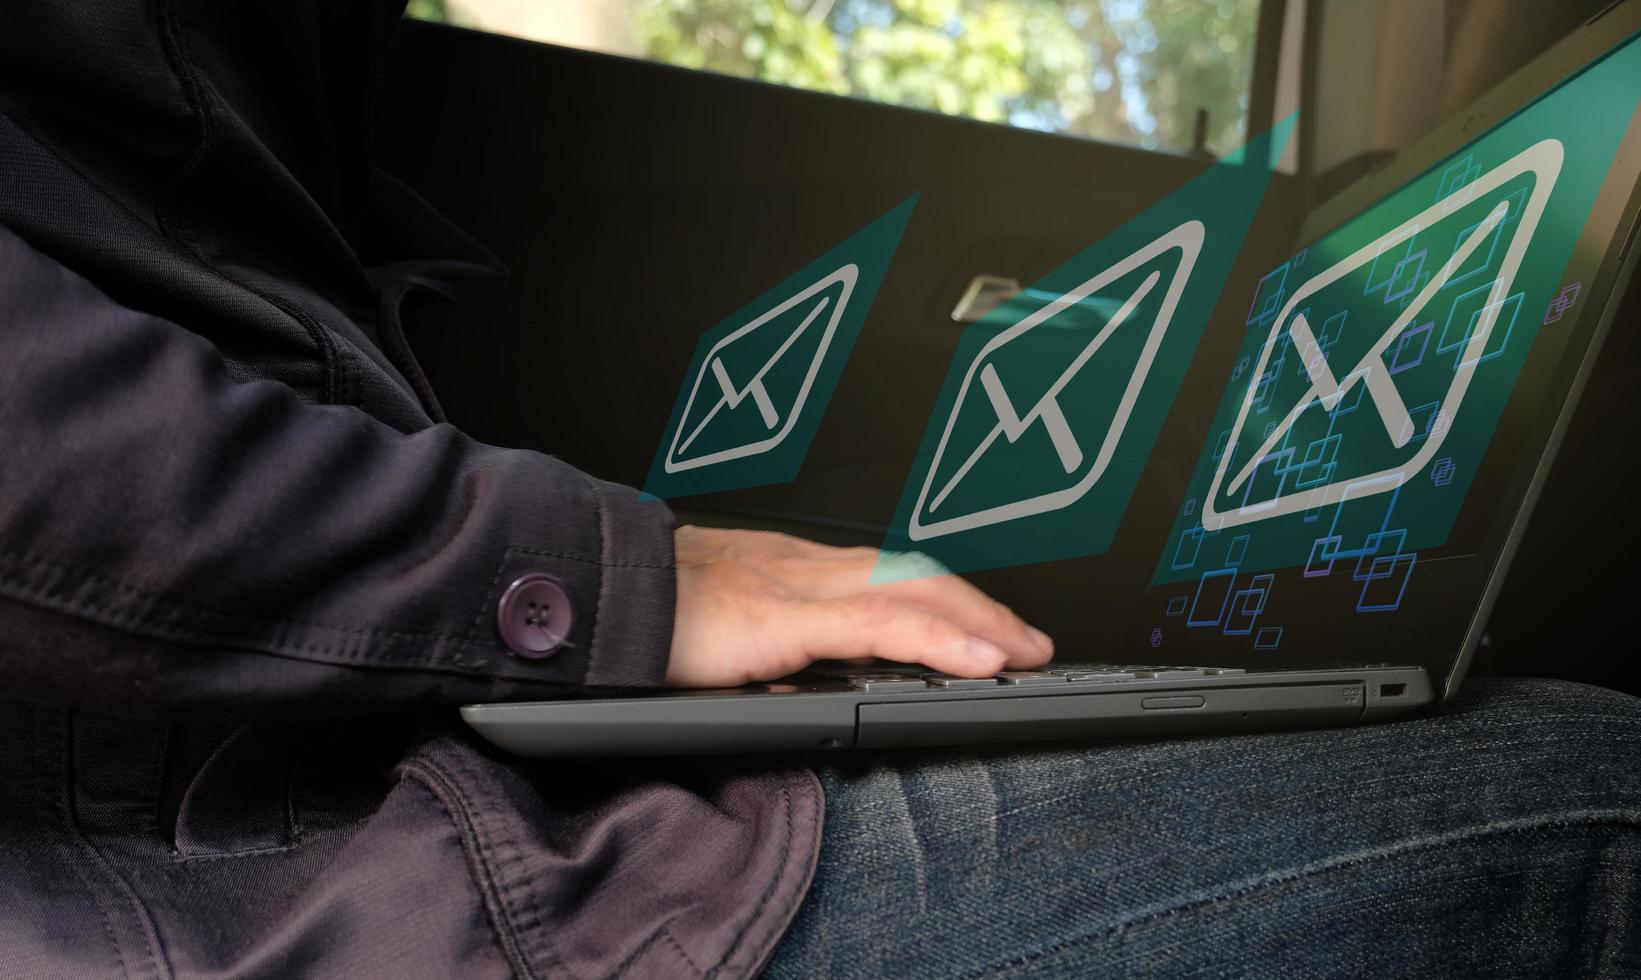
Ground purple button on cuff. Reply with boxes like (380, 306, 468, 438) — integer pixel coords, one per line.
(496, 573, 574, 659)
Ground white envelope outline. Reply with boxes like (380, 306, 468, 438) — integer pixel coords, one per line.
(664, 264, 858, 473)
(908, 220, 1204, 541)
(1202, 139, 1562, 529)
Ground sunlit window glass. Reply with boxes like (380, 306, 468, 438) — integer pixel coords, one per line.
(408, 0, 1262, 155)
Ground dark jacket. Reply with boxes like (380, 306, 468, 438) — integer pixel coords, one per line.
(0, 1, 820, 976)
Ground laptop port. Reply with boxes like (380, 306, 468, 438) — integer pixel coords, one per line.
(1378, 683, 1407, 698)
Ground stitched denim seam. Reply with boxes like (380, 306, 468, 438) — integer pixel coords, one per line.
(968, 808, 1641, 978)
(989, 719, 1641, 825)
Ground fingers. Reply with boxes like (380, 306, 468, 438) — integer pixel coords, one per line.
(762, 550, 1055, 668)
(879, 577, 1053, 667)
(791, 594, 1014, 678)
(671, 527, 1057, 687)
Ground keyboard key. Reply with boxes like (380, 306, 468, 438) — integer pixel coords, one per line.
(925, 674, 1002, 689)
(1203, 667, 1247, 676)
(849, 676, 932, 692)
(997, 671, 1067, 686)
(1063, 671, 1136, 682)
(1132, 668, 1206, 680)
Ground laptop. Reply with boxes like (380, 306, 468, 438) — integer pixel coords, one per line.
(462, 11, 1641, 758)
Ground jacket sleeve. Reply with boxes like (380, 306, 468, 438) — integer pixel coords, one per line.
(0, 223, 677, 720)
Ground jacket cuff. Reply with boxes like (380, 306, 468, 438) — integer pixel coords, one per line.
(474, 472, 676, 689)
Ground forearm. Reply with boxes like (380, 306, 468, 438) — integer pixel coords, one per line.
(0, 223, 676, 719)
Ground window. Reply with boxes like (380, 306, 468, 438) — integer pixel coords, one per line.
(408, 0, 1265, 156)
(1308, 0, 1603, 184)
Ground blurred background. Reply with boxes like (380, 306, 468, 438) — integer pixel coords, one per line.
(407, 0, 1262, 156)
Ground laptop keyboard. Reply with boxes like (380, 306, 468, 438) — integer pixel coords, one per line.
(834, 664, 1247, 692)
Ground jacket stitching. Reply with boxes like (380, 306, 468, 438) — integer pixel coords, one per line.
(505, 545, 676, 570)
(613, 922, 704, 979)
(0, 575, 541, 681)
(378, 280, 448, 421)
(36, 708, 177, 980)
(661, 929, 705, 976)
(0, 100, 353, 409)
(28, 711, 134, 980)
(465, 549, 515, 648)
(169, 842, 302, 864)
(2, 558, 470, 649)
(398, 759, 542, 980)
(763, 772, 823, 975)
(156, 0, 349, 406)
(1, 544, 670, 640)
(449, 751, 580, 980)
(63, 713, 176, 980)
(252, 288, 348, 405)
(154, 0, 211, 254)
(405, 751, 587, 980)
(149, 724, 173, 842)
(704, 782, 795, 979)
(583, 471, 610, 686)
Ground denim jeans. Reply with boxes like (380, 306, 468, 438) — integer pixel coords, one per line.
(764, 678, 1641, 978)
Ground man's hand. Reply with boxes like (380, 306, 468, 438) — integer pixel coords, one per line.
(666, 525, 1054, 687)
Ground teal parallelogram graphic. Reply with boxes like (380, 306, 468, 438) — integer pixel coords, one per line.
(644, 196, 916, 500)
(876, 117, 1295, 581)
(1153, 32, 1641, 586)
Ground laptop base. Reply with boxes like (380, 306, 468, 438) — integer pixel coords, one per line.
(461, 663, 1432, 758)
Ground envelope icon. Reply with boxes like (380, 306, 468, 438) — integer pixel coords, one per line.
(664, 265, 858, 473)
(907, 221, 1204, 540)
(1202, 139, 1562, 529)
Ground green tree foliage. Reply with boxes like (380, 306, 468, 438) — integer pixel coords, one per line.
(632, 0, 1260, 154)
(637, 0, 850, 94)
(405, 0, 447, 23)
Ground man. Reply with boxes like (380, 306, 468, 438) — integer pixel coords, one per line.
(2, 2, 1637, 978)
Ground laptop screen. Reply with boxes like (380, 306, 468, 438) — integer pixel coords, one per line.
(1143, 29, 1641, 691)
(853, 19, 1641, 694)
